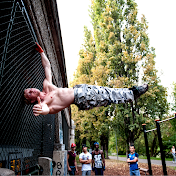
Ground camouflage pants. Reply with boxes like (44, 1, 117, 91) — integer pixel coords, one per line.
(74, 84, 134, 110)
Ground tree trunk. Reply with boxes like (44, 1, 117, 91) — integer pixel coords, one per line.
(126, 142, 129, 158)
(100, 134, 109, 159)
(105, 137, 109, 159)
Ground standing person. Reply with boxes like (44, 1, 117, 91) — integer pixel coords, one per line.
(79, 144, 92, 176)
(24, 43, 148, 116)
(92, 142, 105, 175)
(67, 143, 78, 175)
(171, 145, 176, 163)
(127, 145, 140, 176)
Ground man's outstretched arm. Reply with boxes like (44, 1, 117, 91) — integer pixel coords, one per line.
(36, 43, 52, 83)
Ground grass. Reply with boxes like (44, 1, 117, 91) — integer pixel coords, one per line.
(139, 155, 173, 161)
(168, 166, 176, 170)
(110, 154, 173, 161)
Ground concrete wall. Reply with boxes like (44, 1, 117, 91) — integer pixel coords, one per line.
(23, 0, 71, 175)
(0, 168, 15, 176)
(23, 0, 63, 87)
(70, 120, 76, 147)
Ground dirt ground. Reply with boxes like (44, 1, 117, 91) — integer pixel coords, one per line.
(77, 159, 176, 175)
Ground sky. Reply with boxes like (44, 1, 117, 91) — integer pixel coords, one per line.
(57, 0, 176, 102)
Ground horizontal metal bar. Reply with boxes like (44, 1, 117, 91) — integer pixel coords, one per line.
(9, 24, 26, 33)
(8, 33, 31, 48)
(0, 1, 14, 3)
(28, 169, 39, 175)
(159, 116, 176, 123)
(0, 7, 13, 11)
(13, 19, 26, 26)
(0, 21, 12, 27)
(7, 37, 31, 53)
(0, 13, 11, 19)
(146, 128, 157, 133)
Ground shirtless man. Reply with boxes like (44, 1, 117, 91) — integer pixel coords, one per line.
(24, 43, 148, 116)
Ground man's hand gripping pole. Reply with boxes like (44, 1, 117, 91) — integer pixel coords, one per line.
(35, 42, 44, 53)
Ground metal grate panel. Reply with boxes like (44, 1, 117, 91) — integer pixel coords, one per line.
(0, 0, 55, 174)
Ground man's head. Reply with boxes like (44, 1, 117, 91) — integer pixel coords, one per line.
(71, 143, 76, 151)
(82, 144, 87, 153)
(129, 145, 135, 154)
(94, 142, 99, 150)
(24, 88, 40, 104)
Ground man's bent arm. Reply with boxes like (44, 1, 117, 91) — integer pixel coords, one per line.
(74, 160, 78, 172)
(101, 152, 105, 167)
(85, 159, 92, 164)
(79, 158, 88, 164)
(92, 152, 95, 168)
(67, 154, 71, 171)
(127, 157, 138, 163)
(33, 103, 50, 116)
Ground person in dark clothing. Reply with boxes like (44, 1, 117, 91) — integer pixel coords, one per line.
(92, 142, 105, 175)
(67, 143, 78, 175)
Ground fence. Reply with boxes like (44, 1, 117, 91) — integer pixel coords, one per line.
(0, 0, 55, 174)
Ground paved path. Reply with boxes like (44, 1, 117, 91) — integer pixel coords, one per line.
(109, 156, 176, 167)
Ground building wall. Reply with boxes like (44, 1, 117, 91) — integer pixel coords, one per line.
(0, 0, 71, 175)
(24, 0, 64, 87)
(24, 0, 71, 150)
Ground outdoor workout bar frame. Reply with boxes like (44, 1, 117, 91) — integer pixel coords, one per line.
(142, 113, 176, 176)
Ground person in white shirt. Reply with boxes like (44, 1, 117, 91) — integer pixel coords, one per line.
(171, 146, 176, 163)
(79, 144, 92, 176)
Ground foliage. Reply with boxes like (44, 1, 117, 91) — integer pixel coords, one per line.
(171, 82, 176, 112)
(71, 0, 169, 156)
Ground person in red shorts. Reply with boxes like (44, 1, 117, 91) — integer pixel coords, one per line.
(67, 143, 78, 175)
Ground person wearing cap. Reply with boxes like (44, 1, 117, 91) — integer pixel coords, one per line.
(92, 142, 105, 175)
(67, 143, 78, 175)
(79, 144, 92, 176)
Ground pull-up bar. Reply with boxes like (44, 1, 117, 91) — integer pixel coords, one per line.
(155, 119, 167, 175)
(145, 128, 157, 133)
(158, 116, 176, 123)
(142, 113, 176, 176)
(142, 124, 153, 175)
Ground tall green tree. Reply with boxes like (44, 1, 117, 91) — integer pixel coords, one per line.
(90, 0, 168, 151)
(71, 0, 169, 155)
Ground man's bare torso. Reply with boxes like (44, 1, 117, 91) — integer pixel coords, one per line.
(40, 79, 74, 114)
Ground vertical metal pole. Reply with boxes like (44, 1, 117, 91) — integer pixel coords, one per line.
(115, 131, 118, 160)
(155, 120, 167, 175)
(142, 124, 153, 175)
(41, 120, 44, 156)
